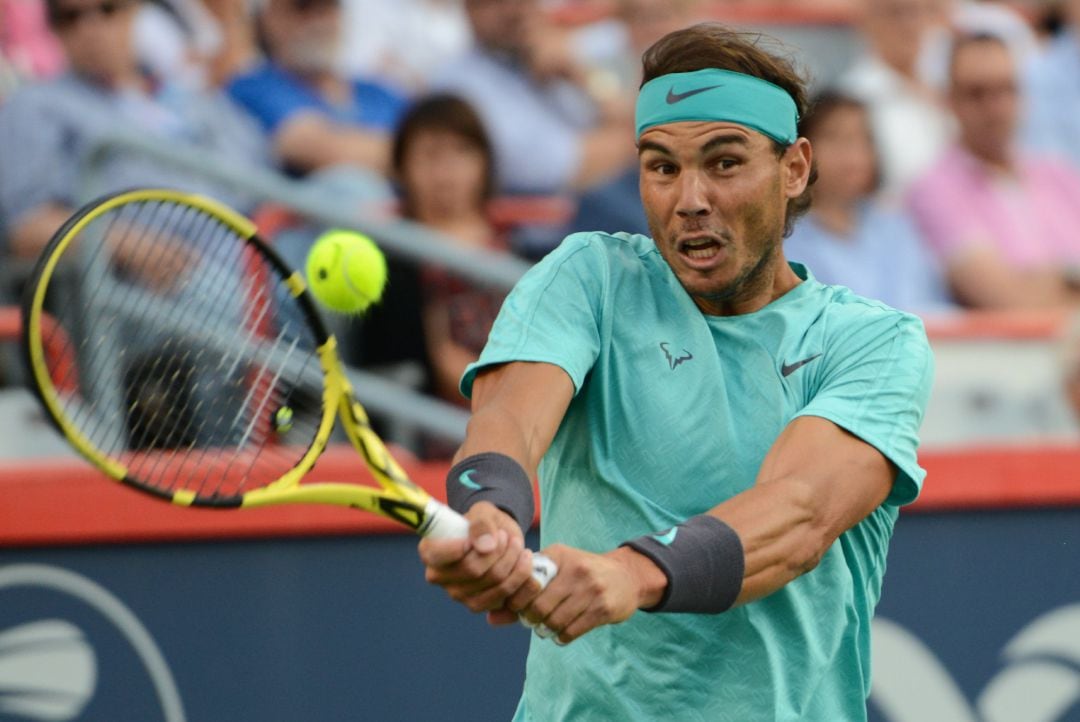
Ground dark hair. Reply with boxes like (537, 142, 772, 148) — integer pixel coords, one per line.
(801, 91, 882, 193)
(45, 0, 140, 28)
(391, 94, 495, 219)
(640, 23, 816, 236)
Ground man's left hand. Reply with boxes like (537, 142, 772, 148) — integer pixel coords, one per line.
(502, 545, 667, 644)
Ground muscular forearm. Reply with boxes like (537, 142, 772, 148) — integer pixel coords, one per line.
(623, 417, 894, 613)
(707, 477, 833, 606)
(456, 402, 540, 473)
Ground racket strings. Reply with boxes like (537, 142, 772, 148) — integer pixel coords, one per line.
(35, 198, 327, 501)
(94, 202, 214, 458)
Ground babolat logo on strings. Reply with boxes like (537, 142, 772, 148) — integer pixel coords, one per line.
(660, 342, 693, 370)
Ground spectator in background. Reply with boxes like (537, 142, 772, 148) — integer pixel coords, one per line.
(1023, 0, 1080, 171)
(1, 0, 66, 93)
(391, 94, 505, 410)
(227, 0, 407, 178)
(572, 0, 704, 98)
(339, 0, 471, 95)
(785, 92, 952, 314)
(920, 0, 1038, 93)
(560, 0, 706, 241)
(837, 0, 954, 198)
(908, 33, 1080, 309)
(0, 0, 266, 262)
(132, 0, 259, 89)
(432, 0, 635, 197)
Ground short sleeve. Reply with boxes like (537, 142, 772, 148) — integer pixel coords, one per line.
(227, 65, 317, 134)
(460, 233, 604, 397)
(796, 312, 934, 506)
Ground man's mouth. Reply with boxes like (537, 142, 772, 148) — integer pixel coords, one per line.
(678, 236, 726, 261)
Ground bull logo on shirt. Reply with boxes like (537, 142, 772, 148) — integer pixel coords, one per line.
(659, 342, 693, 370)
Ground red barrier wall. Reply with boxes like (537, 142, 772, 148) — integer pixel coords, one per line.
(4, 444, 1079, 548)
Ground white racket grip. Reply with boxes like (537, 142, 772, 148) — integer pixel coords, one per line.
(423, 500, 559, 634)
(422, 499, 471, 540)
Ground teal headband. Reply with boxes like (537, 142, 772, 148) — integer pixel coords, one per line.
(635, 68, 799, 145)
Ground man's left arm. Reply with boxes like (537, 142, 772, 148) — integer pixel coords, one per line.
(515, 315, 933, 643)
(513, 416, 893, 642)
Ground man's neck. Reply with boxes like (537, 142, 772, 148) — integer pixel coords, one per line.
(288, 67, 345, 102)
(697, 251, 802, 317)
(965, 143, 1016, 176)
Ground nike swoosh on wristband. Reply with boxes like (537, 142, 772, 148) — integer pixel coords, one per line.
(653, 528, 678, 546)
(781, 353, 823, 377)
(665, 84, 724, 104)
(458, 469, 483, 491)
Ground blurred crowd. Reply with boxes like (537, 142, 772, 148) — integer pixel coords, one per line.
(3, 0, 1080, 453)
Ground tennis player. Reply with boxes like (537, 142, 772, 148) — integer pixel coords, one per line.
(419, 23, 933, 721)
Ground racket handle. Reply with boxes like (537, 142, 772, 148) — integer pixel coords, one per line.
(422, 499, 472, 540)
(423, 500, 559, 633)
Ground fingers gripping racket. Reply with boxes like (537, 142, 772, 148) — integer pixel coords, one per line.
(21, 189, 556, 600)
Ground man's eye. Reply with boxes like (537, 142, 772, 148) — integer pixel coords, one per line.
(716, 158, 739, 170)
(652, 162, 676, 175)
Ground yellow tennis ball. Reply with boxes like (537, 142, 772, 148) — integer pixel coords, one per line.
(305, 229, 387, 314)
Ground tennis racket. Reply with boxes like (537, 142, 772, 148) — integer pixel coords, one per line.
(21, 188, 556, 598)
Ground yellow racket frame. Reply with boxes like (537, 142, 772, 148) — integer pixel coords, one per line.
(24, 188, 455, 536)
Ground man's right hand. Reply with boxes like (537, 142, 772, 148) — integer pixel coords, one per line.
(417, 501, 541, 622)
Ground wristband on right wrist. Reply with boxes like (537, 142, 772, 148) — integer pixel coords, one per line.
(621, 514, 744, 614)
(445, 452, 535, 536)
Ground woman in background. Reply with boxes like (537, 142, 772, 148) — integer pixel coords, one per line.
(392, 93, 506, 411)
(785, 91, 953, 315)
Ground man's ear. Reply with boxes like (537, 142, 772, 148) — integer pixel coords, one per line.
(782, 137, 813, 199)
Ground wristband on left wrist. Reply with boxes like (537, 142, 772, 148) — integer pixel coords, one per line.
(621, 514, 744, 614)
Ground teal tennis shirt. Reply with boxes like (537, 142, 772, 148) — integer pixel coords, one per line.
(461, 232, 934, 722)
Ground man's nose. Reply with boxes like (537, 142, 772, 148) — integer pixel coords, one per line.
(675, 170, 710, 218)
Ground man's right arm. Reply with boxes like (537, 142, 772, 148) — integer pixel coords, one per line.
(418, 360, 575, 620)
(455, 360, 574, 471)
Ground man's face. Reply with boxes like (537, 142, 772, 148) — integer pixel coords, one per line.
(638, 121, 810, 315)
(808, 104, 877, 204)
(1068, 0, 1080, 30)
(862, 0, 944, 71)
(464, 0, 536, 56)
(618, 0, 701, 55)
(263, 0, 342, 73)
(50, 0, 138, 79)
(949, 40, 1019, 163)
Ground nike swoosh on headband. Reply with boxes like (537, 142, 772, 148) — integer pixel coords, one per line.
(665, 84, 724, 104)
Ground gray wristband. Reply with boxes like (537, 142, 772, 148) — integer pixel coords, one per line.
(446, 452, 535, 535)
(622, 514, 744, 614)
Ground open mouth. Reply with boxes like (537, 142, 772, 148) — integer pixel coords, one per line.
(678, 236, 726, 263)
